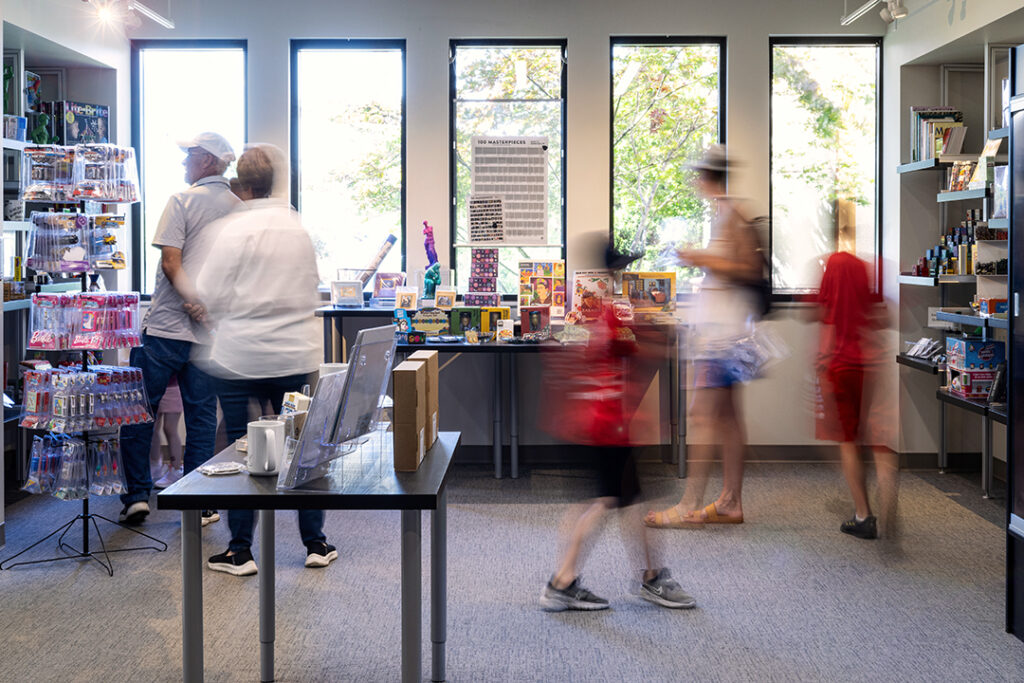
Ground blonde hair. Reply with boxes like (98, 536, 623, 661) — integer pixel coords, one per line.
(236, 146, 274, 199)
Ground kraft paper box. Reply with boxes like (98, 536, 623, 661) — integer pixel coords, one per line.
(392, 360, 426, 471)
(407, 350, 439, 448)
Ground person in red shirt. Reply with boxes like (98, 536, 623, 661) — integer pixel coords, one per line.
(537, 239, 696, 612)
(816, 251, 898, 539)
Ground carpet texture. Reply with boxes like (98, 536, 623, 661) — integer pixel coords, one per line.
(0, 462, 1021, 682)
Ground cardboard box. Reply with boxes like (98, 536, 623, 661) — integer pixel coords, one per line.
(946, 337, 1004, 371)
(392, 360, 426, 471)
(450, 306, 481, 335)
(949, 368, 998, 399)
(43, 101, 111, 145)
(408, 350, 439, 448)
(978, 298, 1008, 317)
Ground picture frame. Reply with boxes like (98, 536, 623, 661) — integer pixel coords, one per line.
(331, 280, 364, 308)
(373, 271, 405, 299)
(395, 286, 419, 311)
(434, 288, 457, 310)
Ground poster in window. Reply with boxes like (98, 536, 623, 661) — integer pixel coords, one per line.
(471, 136, 549, 245)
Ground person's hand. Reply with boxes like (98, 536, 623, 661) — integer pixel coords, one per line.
(676, 248, 705, 267)
(184, 301, 207, 323)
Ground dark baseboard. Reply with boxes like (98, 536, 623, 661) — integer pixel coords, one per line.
(453, 443, 845, 467)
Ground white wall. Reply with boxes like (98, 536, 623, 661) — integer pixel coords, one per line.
(128, 0, 888, 448)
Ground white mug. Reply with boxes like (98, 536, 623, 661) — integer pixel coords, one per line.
(247, 420, 285, 476)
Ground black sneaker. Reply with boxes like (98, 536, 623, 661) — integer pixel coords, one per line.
(201, 510, 220, 527)
(539, 576, 609, 612)
(305, 542, 338, 568)
(840, 515, 878, 539)
(207, 549, 258, 576)
(118, 501, 150, 525)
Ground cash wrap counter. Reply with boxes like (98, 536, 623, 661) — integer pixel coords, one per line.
(315, 306, 687, 479)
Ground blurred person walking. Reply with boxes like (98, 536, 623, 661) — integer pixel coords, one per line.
(118, 132, 241, 525)
(645, 144, 762, 529)
(814, 250, 897, 539)
(194, 144, 336, 576)
(539, 237, 696, 612)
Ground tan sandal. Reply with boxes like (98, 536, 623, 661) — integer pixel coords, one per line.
(701, 502, 743, 524)
(643, 505, 704, 529)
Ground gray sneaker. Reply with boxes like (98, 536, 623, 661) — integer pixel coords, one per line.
(640, 568, 696, 609)
(539, 577, 610, 612)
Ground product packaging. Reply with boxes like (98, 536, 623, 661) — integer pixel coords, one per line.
(21, 145, 76, 202)
(392, 360, 426, 471)
(407, 350, 439, 448)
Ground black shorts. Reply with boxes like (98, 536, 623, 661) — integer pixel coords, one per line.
(594, 446, 640, 507)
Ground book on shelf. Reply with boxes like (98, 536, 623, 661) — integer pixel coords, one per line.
(939, 125, 967, 156)
(947, 161, 976, 192)
(909, 106, 962, 161)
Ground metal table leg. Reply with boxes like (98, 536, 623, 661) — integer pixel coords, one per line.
(259, 510, 275, 682)
(493, 354, 502, 479)
(982, 417, 993, 499)
(677, 352, 687, 479)
(335, 317, 345, 363)
(322, 317, 333, 363)
(510, 355, 519, 479)
(938, 402, 948, 472)
(182, 509, 203, 683)
(402, 510, 422, 683)
(431, 491, 447, 682)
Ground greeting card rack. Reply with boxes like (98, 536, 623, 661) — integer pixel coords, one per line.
(0, 271, 166, 576)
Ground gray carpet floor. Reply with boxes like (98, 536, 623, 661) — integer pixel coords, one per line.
(0, 462, 1022, 682)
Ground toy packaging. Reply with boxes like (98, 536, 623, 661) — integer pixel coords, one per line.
(71, 144, 140, 203)
(27, 212, 125, 273)
(464, 292, 500, 307)
(946, 337, 1004, 371)
(42, 101, 110, 145)
(29, 292, 141, 351)
(411, 308, 450, 334)
(470, 248, 499, 277)
(521, 305, 551, 335)
(622, 271, 676, 311)
(450, 306, 481, 336)
(21, 145, 75, 202)
(481, 306, 511, 333)
(21, 366, 153, 433)
(519, 260, 566, 317)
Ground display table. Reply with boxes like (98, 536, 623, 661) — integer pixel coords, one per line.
(159, 431, 460, 683)
(315, 306, 687, 480)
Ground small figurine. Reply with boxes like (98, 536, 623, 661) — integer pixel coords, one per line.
(29, 113, 56, 144)
(423, 220, 438, 266)
(423, 261, 441, 299)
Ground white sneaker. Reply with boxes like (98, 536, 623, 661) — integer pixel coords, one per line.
(154, 467, 183, 489)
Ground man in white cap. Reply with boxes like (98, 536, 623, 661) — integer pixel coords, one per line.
(118, 132, 242, 526)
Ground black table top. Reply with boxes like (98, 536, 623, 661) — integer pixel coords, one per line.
(158, 431, 460, 512)
(316, 305, 400, 318)
(397, 340, 564, 354)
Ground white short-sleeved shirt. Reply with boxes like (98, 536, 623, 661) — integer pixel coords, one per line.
(194, 198, 321, 380)
(144, 175, 243, 343)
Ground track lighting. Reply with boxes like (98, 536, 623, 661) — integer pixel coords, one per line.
(880, 0, 909, 24)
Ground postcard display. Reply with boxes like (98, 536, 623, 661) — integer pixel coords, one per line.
(277, 325, 398, 490)
(0, 143, 164, 575)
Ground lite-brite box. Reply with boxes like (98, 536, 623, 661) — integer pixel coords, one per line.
(948, 367, 998, 399)
(44, 101, 111, 145)
(946, 337, 1004, 371)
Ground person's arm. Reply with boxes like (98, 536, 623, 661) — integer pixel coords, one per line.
(677, 206, 762, 283)
(160, 246, 206, 322)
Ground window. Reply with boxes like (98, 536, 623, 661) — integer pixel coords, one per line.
(611, 38, 724, 289)
(131, 40, 246, 294)
(770, 38, 880, 294)
(450, 40, 566, 295)
(292, 40, 406, 284)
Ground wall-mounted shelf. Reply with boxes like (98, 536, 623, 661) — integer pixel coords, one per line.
(896, 353, 940, 374)
(2, 138, 27, 152)
(898, 274, 938, 286)
(2, 221, 31, 232)
(937, 188, 989, 202)
(936, 387, 989, 416)
(988, 127, 1010, 140)
(987, 218, 1009, 229)
(3, 300, 30, 313)
(938, 274, 977, 284)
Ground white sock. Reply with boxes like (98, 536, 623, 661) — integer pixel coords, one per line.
(855, 514, 867, 522)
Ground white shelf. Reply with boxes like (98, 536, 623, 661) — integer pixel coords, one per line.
(2, 138, 27, 152)
(2, 221, 31, 232)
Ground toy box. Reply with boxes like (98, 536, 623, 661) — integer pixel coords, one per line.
(464, 292, 500, 307)
(948, 367, 998, 399)
(43, 101, 110, 145)
(480, 306, 511, 333)
(622, 271, 676, 311)
(978, 298, 1007, 317)
(946, 336, 1004, 371)
(521, 305, 551, 335)
(449, 306, 481, 335)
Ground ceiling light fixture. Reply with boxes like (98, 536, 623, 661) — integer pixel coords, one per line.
(127, 0, 175, 29)
(840, 0, 884, 26)
(880, 0, 909, 24)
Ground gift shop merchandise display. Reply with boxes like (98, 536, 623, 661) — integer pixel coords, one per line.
(22, 434, 127, 499)
(521, 305, 551, 335)
(20, 144, 140, 203)
(38, 101, 110, 145)
(20, 366, 153, 432)
(568, 270, 613, 323)
(468, 248, 500, 307)
(904, 209, 993, 277)
(622, 271, 676, 311)
(27, 212, 125, 273)
(28, 292, 141, 351)
(946, 337, 1005, 399)
(519, 259, 566, 316)
(449, 306, 481, 336)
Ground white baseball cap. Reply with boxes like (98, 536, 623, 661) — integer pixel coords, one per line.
(177, 132, 236, 163)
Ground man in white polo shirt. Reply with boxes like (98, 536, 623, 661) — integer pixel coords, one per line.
(118, 132, 242, 525)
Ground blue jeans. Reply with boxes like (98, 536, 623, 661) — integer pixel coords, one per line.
(120, 334, 217, 506)
(218, 373, 326, 552)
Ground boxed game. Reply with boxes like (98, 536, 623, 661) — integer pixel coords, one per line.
(521, 305, 551, 335)
(519, 260, 566, 317)
(45, 101, 110, 145)
(480, 306, 511, 333)
(464, 292, 500, 307)
(622, 271, 676, 311)
(948, 367, 998, 399)
(469, 276, 496, 291)
(470, 248, 499, 277)
(569, 269, 613, 322)
(946, 336, 1004, 371)
(450, 306, 481, 335)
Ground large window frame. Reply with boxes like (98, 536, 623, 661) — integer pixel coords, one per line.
(609, 36, 726, 290)
(769, 36, 883, 299)
(448, 38, 568, 299)
(289, 39, 407, 282)
(130, 39, 248, 294)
